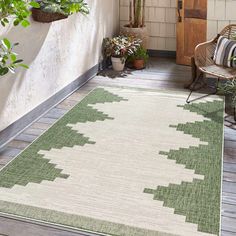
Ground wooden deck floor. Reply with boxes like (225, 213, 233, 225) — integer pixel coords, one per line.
(0, 58, 235, 236)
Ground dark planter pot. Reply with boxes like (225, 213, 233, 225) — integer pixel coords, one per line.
(133, 59, 145, 70)
(31, 8, 68, 23)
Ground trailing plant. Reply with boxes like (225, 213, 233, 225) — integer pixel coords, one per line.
(0, 0, 40, 27)
(0, 38, 28, 76)
(38, 0, 89, 16)
(128, 0, 146, 28)
(127, 46, 149, 63)
(103, 36, 141, 61)
(0, 0, 40, 76)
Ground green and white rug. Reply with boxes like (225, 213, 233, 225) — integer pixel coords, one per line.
(0, 87, 224, 236)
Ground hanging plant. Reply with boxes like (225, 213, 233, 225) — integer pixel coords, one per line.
(31, 0, 89, 23)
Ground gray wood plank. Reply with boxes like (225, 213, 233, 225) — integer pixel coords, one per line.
(23, 128, 45, 136)
(14, 134, 38, 143)
(224, 172, 236, 183)
(223, 192, 236, 206)
(7, 140, 30, 150)
(30, 122, 51, 130)
(223, 181, 236, 194)
(221, 230, 236, 236)
(37, 117, 57, 125)
(0, 148, 22, 157)
(224, 163, 236, 173)
(43, 108, 68, 119)
(222, 216, 236, 233)
(0, 216, 101, 236)
(0, 155, 13, 166)
(225, 127, 236, 142)
(222, 203, 236, 218)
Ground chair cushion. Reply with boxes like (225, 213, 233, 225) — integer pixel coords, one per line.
(214, 36, 236, 68)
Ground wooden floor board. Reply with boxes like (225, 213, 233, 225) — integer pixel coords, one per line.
(0, 58, 235, 235)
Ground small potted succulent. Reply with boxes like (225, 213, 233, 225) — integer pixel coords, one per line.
(128, 46, 149, 70)
(103, 36, 141, 72)
(31, 0, 89, 23)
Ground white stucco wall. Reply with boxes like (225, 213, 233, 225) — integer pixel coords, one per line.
(0, 0, 119, 131)
(120, 0, 177, 51)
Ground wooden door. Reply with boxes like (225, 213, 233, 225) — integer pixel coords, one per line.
(176, 0, 207, 65)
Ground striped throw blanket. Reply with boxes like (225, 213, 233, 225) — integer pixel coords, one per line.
(214, 36, 236, 68)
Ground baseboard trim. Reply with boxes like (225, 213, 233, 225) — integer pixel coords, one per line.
(0, 63, 100, 150)
(148, 50, 176, 58)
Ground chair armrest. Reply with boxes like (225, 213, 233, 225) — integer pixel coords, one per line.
(194, 37, 218, 69)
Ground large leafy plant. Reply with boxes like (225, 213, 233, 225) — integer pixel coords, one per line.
(0, 0, 40, 76)
(103, 36, 141, 59)
(38, 0, 89, 16)
(0, 38, 28, 76)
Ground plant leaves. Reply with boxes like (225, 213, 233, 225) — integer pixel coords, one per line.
(2, 38, 11, 50)
(30, 1, 40, 8)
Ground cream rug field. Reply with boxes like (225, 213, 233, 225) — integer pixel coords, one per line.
(0, 87, 224, 236)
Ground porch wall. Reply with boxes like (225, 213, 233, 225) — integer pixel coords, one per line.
(119, 0, 177, 51)
(0, 0, 119, 132)
(120, 0, 236, 51)
(207, 0, 236, 40)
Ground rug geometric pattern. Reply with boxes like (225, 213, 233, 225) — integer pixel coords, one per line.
(0, 87, 224, 236)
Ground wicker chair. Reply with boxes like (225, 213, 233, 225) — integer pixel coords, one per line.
(186, 24, 236, 120)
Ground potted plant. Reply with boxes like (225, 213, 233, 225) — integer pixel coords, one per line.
(128, 46, 149, 70)
(219, 79, 236, 121)
(103, 36, 141, 72)
(31, 0, 89, 23)
(121, 0, 148, 49)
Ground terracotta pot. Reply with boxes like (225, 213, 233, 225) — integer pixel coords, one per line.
(111, 57, 126, 71)
(133, 59, 145, 70)
(120, 25, 149, 49)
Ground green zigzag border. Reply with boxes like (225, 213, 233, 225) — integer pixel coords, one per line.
(144, 100, 224, 235)
(0, 88, 127, 188)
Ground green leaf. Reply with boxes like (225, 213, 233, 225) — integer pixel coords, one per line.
(3, 18, 9, 23)
(0, 67, 9, 76)
(13, 19, 20, 26)
(30, 1, 40, 8)
(10, 54, 17, 62)
(19, 64, 29, 69)
(13, 59, 24, 64)
(2, 38, 11, 50)
(21, 20, 30, 28)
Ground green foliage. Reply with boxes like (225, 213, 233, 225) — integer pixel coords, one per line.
(218, 79, 236, 107)
(0, 0, 89, 77)
(127, 46, 149, 63)
(0, 0, 40, 76)
(103, 35, 141, 59)
(0, 0, 40, 27)
(39, 0, 89, 16)
(0, 38, 29, 76)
